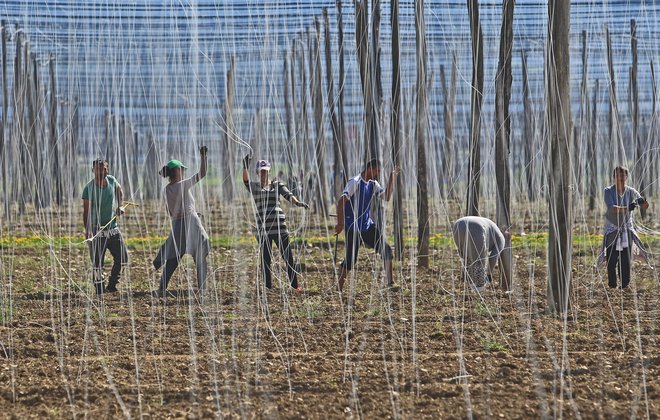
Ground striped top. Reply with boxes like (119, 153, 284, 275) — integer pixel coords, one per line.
(244, 180, 293, 235)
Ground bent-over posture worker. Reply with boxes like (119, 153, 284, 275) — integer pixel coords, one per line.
(452, 216, 508, 291)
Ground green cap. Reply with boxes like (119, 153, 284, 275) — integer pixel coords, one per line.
(166, 159, 188, 170)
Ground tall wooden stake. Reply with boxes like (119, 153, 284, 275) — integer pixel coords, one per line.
(494, 0, 514, 290)
(415, 0, 429, 269)
(547, 0, 573, 314)
(466, 0, 484, 216)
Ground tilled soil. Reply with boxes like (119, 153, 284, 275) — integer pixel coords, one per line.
(1, 232, 659, 418)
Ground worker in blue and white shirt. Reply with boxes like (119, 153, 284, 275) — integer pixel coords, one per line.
(334, 159, 400, 292)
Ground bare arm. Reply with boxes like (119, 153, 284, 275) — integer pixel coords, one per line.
(383, 167, 400, 202)
(82, 200, 90, 237)
(334, 195, 348, 234)
(199, 146, 208, 179)
(242, 154, 251, 185)
(115, 185, 124, 218)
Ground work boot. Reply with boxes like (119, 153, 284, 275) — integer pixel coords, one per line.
(105, 282, 118, 293)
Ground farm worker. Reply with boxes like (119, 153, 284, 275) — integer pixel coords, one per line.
(153, 146, 210, 294)
(82, 159, 129, 295)
(598, 166, 649, 289)
(452, 216, 508, 291)
(334, 159, 400, 292)
(242, 155, 309, 291)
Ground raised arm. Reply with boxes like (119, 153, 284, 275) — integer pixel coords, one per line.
(242, 154, 251, 185)
(383, 167, 401, 202)
(199, 146, 208, 179)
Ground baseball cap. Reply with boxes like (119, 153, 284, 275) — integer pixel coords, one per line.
(165, 159, 188, 170)
(256, 160, 271, 171)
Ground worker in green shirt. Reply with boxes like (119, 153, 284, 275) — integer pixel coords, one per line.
(82, 159, 128, 295)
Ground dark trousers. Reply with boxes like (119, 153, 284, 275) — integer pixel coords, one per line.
(258, 231, 298, 289)
(159, 255, 207, 292)
(89, 233, 128, 294)
(606, 244, 631, 288)
(341, 224, 393, 270)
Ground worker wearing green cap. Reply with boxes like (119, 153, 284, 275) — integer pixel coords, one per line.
(153, 146, 210, 295)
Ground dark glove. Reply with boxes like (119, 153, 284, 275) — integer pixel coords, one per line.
(242, 154, 252, 170)
(637, 197, 646, 206)
(200, 145, 208, 156)
(296, 201, 310, 210)
(628, 201, 638, 211)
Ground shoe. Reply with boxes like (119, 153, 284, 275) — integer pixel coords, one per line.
(153, 289, 173, 298)
(388, 283, 400, 292)
(105, 283, 118, 293)
(291, 286, 304, 294)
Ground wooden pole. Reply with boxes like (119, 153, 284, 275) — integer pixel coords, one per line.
(312, 17, 328, 214)
(579, 31, 594, 210)
(589, 80, 599, 211)
(415, 0, 429, 269)
(390, 0, 404, 260)
(440, 52, 457, 200)
(546, 0, 573, 314)
(1, 21, 7, 216)
(494, 0, 514, 290)
(354, 0, 378, 164)
(284, 51, 295, 180)
(605, 25, 624, 169)
(71, 98, 79, 198)
(466, 0, 484, 216)
(370, 0, 383, 160)
(521, 50, 536, 202)
(630, 20, 645, 216)
(48, 54, 62, 206)
(223, 56, 236, 201)
(290, 43, 299, 179)
(323, 9, 341, 200)
(298, 36, 310, 185)
(336, 0, 348, 177)
(650, 61, 658, 196)
(24, 44, 38, 207)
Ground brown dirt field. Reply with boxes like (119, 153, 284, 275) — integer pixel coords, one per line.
(1, 207, 659, 419)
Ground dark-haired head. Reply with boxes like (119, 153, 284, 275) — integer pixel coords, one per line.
(362, 158, 381, 181)
(612, 166, 629, 178)
(92, 159, 108, 169)
(92, 159, 109, 180)
(365, 159, 381, 171)
(613, 165, 629, 189)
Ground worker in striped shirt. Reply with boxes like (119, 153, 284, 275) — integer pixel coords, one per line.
(243, 155, 309, 291)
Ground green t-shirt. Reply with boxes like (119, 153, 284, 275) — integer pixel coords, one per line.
(82, 175, 120, 230)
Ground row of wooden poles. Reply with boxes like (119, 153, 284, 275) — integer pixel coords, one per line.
(0, 21, 81, 217)
(0, 20, 166, 219)
(219, 0, 656, 313)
